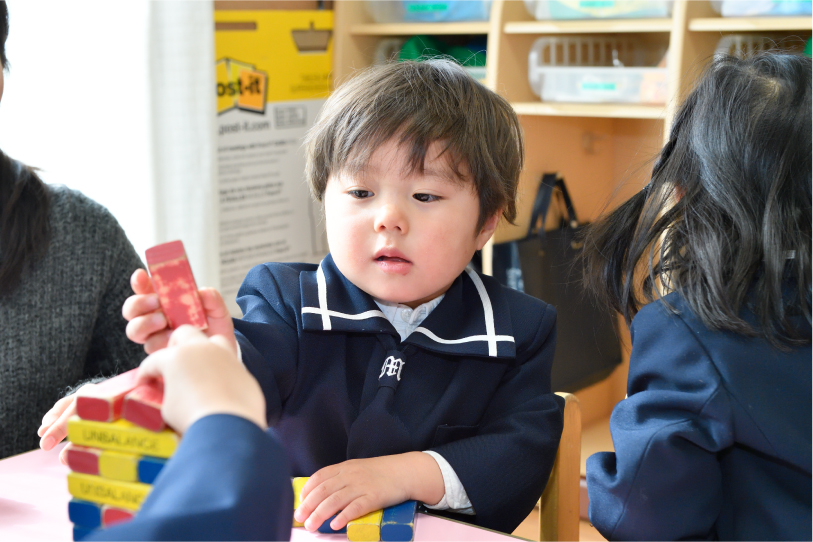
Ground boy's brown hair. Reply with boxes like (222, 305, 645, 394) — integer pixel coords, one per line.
(304, 58, 523, 231)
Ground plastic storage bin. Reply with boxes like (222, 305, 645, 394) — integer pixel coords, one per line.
(528, 37, 668, 103)
(710, 1, 812, 17)
(715, 34, 780, 57)
(366, 1, 492, 23)
(524, 0, 672, 20)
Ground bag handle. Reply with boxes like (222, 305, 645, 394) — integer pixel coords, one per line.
(527, 173, 580, 238)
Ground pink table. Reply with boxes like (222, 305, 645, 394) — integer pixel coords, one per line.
(0, 445, 519, 541)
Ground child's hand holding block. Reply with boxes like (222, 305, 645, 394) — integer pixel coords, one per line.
(75, 369, 140, 423)
(145, 240, 207, 331)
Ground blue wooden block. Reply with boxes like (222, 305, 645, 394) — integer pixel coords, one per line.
(317, 514, 347, 534)
(138, 456, 166, 484)
(68, 499, 101, 529)
(73, 524, 96, 541)
(381, 500, 417, 542)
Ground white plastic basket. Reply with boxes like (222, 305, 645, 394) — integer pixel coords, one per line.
(710, 0, 812, 17)
(528, 37, 668, 103)
(715, 34, 780, 57)
(524, 0, 672, 20)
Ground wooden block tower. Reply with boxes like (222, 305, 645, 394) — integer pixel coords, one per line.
(67, 240, 205, 540)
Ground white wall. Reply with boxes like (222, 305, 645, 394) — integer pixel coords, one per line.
(0, 0, 155, 258)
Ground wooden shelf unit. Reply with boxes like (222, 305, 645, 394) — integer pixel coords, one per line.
(332, 0, 811, 424)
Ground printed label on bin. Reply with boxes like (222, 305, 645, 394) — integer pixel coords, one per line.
(581, 81, 617, 92)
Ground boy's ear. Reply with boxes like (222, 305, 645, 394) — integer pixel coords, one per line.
(475, 211, 502, 250)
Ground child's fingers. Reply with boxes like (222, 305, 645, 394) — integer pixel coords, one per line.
(298, 465, 339, 504)
(329, 496, 378, 532)
(121, 293, 160, 322)
(126, 312, 169, 345)
(198, 288, 238, 354)
(143, 329, 173, 355)
(58, 444, 71, 466)
(167, 325, 210, 348)
(39, 398, 78, 451)
(38, 395, 75, 436)
(199, 288, 231, 319)
(130, 268, 154, 295)
(301, 485, 359, 532)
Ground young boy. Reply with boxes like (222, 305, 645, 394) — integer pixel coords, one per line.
(42, 59, 564, 534)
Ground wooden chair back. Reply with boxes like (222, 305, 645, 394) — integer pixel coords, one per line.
(539, 392, 582, 541)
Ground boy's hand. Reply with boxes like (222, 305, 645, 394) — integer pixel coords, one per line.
(294, 452, 445, 532)
(122, 268, 237, 356)
(136, 325, 266, 435)
(38, 384, 96, 463)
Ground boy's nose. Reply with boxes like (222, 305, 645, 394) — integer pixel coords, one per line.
(373, 203, 408, 234)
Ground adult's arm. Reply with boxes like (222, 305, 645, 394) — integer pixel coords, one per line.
(586, 300, 733, 541)
(93, 414, 293, 541)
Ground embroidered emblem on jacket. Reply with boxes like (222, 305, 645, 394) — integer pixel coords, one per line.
(380, 356, 405, 381)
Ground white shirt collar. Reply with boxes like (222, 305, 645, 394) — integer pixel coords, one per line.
(373, 295, 445, 342)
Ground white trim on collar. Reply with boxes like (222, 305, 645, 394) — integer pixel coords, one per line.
(311, 262, 386, 328)
(301, 261, 514, 358)
(465, 266, 499, 356)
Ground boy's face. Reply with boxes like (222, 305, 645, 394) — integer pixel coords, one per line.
(324, 138, 499, 309)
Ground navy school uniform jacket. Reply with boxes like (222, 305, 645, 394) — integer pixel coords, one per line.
(587, 291, 812, 541)
(92, 414, 294, 541)
(232, 253, 565, 534)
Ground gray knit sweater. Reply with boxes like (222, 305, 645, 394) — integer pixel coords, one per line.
(0, 184, 146, 458)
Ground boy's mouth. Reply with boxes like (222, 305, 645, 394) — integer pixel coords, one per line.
(373, 249, 412, 274)
(373, 248, 411, 263)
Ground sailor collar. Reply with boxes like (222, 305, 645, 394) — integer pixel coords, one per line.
(300, 254, 516, 359)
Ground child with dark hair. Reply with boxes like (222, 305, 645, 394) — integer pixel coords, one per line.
(583, 52, 811, 541)
(0, 0, 144, 459)
(45, 59, 564, 534)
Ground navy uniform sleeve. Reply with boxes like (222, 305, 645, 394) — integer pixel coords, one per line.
(430, 301, 564, 533)
(92, 414, 293, 541)
(233, 264, 300, 425)
(586, 301, 734, 541)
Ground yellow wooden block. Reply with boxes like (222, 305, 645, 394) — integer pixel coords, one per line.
(348, 509, 383, 542)
(99, 450, 139, 482)
(68, 472, 152, 511)
(292, 477, 308, 528)
(67, 416, 178, 458)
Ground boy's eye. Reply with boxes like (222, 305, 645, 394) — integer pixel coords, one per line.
(413, 193, 440, 203)
(348, 189, 372, 199)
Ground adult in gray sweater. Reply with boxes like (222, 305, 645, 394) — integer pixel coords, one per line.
(0, 158, 145, 459)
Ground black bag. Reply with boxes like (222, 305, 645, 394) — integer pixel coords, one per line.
(492, 173, 622, 392)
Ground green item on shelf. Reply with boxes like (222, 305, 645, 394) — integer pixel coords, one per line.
(398, 35, 486, 67)
(805, 36, 812, 57)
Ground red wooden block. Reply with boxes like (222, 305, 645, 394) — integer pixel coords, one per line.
(75, 369, 140, 422)
(101, 505, 135, 527)
(64, 443, 102, 476)
(122, 382, 165, 432)
(145, 240, 207, 330)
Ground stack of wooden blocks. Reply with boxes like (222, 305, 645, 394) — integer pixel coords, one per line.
(64, 369, 176, 541)
(293, 477, 418, 542)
